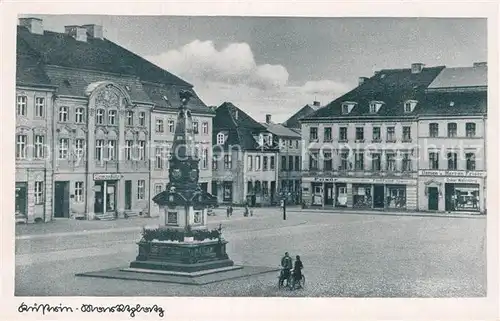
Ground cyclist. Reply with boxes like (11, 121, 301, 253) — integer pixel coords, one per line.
(279, 252, 293, 286)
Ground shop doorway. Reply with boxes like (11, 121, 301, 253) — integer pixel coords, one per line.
(324, 183, 334, 206)
(373, 184, 385, 208)
(94, 181, 117, 214)
(270, 181, 276, 204)
(125, 180, 132, 210)
(446, 183, 480, 212)
(54, 181, 70, 218)
(15, 182, 28, 216)
(428, 187, 439, 211)
(223, 181, 232, 202)
(335, 183, 347, 207)
(311, 183, 323, 206)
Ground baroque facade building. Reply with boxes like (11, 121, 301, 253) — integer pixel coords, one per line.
(15, 18, 211, 222)
(212, 103, 279, 206)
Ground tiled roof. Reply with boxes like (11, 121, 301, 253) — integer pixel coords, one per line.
(282, 104, 318, 128)
(260, 122, 301, 138)
(213, 102, 277, 151)
(428, 66, 487, 90)
(305, 66, 446, 120)
(144, 83, 213, 115)
(416, 91, 487, 116)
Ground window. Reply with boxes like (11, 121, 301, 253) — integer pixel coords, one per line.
(155, 147, 163, 169)
(138, 140, 145, 160)
(168, 120, 175, 133)
(339, 127, 348, 141)
(155, 119, 164, 132)
(404, 102, 412, 113)
(447, 152, 458, 170)
(309, 127, 318, 141)
(34, 181, 44, 204)
(263, 156, 268, 171)
(108, 110, 117, 125)
(75, 181, 84, 203)
(96, 109, 104, 124)
(369, 102, 377, 113)
(75, 139, 84, 158)
(281, 156, 287, 171)
(95, 139, 104, 161)
(35, 97, 45, 117)
(9, 144, 25, 172)
(107, 140, 117, 160)
(288, 140, 293, 147)
(212, 156, 218, 170)
(402, 126, 411, 142)
(402, 153, 412, 171)
(466, 123, 476, 137)
(323, 152, 333, 171)
(466, 153, 476, 170)
(447, 123, 457, 137)
(386, 127, 395, 142)
(255, 156, 261, 170)
(75, 107, 84, 123)
(262, 181, 269, 196)
(34, 135, 44, 159)
(341, 104, 349, 114)
(340, 151, 349, 170)
(295, 140, 299, 149)
(193, 121, 199, 134)
(125, 140, 133, 160)
(270, 156, 275, 170)
(217, 133, 225, 145)
(126, 111, 133, 126)
(309, 152, 319, 170)
(355, 127, 364, 141)
(137, 180, 145, 200)
(139, 112, 145, 126)
(295, 156, 300, 171)
(355, 153, 364, 170)
(202, 122, 209, 134)
(224, 155, 232, 169)
(247, 155, 253, 171)
(17, 96, 27, 116)
(429, 123, 439, 137)
(288, 156, 294, 171)
(429, 152, 439, 169)
(371, 153, 381, 171)
(155, 184, 163, 195)
(59, 106, 68, 122)
(386, 153, 396, 171)
(372, 127, 381, 141)
(58, 138, 69, 159)
(202, 149, 208, 169)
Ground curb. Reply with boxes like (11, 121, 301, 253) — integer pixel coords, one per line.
(287, 209, 485, 219)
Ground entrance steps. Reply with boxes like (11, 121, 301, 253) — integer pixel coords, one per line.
(95, 213, 117, 221)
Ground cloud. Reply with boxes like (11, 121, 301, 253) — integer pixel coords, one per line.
(146, 40, 353, 122)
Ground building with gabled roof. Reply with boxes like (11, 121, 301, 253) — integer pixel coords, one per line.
(282, 101, 321, 129)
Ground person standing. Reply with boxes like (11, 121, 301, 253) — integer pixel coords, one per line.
(293, 255, 303, 288)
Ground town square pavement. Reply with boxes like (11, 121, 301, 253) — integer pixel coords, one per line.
(15, 208, 486, 297)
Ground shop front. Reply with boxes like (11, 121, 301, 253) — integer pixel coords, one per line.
(445, 183, 480, 212)
(93, 173, 121, 217)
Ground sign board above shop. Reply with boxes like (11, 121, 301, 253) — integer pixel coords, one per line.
(93, 173, 122, 181)
(311, 177, 416, 185)
(418, 170, 486, 177)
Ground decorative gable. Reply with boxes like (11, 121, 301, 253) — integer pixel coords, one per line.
(404, 100, 418, 113)
(341, 101, 357, 114)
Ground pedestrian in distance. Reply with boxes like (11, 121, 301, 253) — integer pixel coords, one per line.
(226, 206, 230, 218)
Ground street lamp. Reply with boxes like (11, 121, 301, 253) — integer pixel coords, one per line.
(281, 189, 290, 220)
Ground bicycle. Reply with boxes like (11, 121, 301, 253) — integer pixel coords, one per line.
(290, 273, 306, 290)
(277, 268, 292, 289)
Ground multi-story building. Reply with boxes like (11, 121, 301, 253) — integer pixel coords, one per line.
(282, 101, 321, 130)
(261, 114, 303, 204)
(149, 90, 214, 217)
(417, 63, 487, 213)
(212, 103, 279, 206)
(16, 18, 208, 222)
(301, 63, 445, 210)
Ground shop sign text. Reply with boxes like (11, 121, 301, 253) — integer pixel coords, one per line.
(418, 170, 485, 177)
(93, 173, 122, 181)
(312, 177, 415, 185)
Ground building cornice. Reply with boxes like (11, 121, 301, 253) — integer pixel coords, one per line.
(16, 83, 57, 90)
(425, 86, 487, 93)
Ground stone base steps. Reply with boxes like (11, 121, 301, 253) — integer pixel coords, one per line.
(95, 213, 117, 221)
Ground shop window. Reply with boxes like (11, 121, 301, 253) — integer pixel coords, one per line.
(447, 123, 457, 138)
(74, 181, 84, 202)
(17, 95, 27, 116)
(309, 127, 318, 141)
(34, 181, 44, 204)
(429, 123, 439, 137)
(466, 153, 476, 170)
(429, 152, 439, 169)
(372, 127, 381, 142)
(324, 127, 332, 142)
(387, 186, 406, 209)
(323, 152, 333, 171)
(466, 123, 476, 137)
(339, 127, 348, 141)
(137, 180, 145, 200)
(353, 185, 372, 208)
(355, 152, 364, 170)
(447, 152, 458, 170)
(371, 153, 381, 171)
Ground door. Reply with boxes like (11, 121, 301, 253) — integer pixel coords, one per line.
(270, 181, 276, 204)
(125, 180, 132, 210)
(336, 184, 347, 207)
(223, 181, 232, 202)
(54, 181, 70, 218)
(428, 187, 439, 211)
(94, 182, 104, 214)
(324, 183, 334, 205)
(373, 184, 385, 208)
(106, 182, 116, 212)
(15, 182, 28, 216)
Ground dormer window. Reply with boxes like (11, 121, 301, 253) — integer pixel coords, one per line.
(404, 100, 418, 113)
(341, 102, 356, 115)
(369, 101, 384, 113)
(217, 132, 226, 145)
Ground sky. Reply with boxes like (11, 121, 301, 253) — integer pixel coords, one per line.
(24, 15, 487, 122)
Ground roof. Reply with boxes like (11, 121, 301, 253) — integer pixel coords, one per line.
(304, 66, 446, 120)
(144, 83, 214, 115)
(428, 65, 487, 90)
(282, 104, 318, 128)
(416, 91, 487, 117)
(213, 102, 278, 151)
(260, 122, 301, 138)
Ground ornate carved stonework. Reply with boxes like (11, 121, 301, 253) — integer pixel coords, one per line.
(89, 108, 95, 116)
(16, 126, 31, 134)
(95, 88, 120, 109)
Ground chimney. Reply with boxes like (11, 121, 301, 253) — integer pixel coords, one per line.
(473, 62, 487, 67)
(358, 77, 368, 86)
(82, 24, 103, 40)
(65, 25, 87, 42)
(313, 101, 321, 107)
(411, 63, 425, 74)
(265, 114, 272, 124)
(19, 17, 44, 35)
